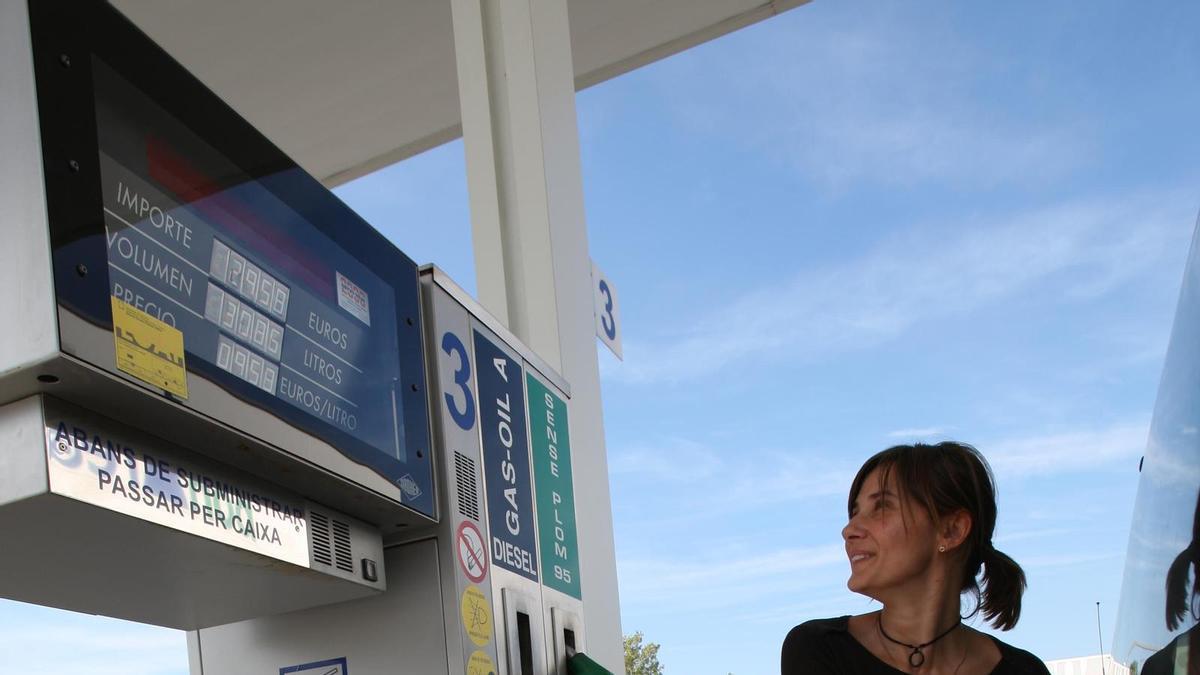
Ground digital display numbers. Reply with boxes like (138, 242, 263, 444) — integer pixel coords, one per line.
(216, 335, 278, 394)
(209, 239, 289, 322)
(204, 283, 284, 362)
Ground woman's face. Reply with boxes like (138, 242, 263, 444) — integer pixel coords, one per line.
(842, 466, 940, 599)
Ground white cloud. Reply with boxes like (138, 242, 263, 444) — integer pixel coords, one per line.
(727, 591, 868, 625)
(652, 5, 1092, 189)
(985, 419, 1149, 478)
(0, 614, 186, 675)
(887, 427, 951, 439)
(618, 543, 847, 607)
(608, 437, 725, 482)
(1020, 550, 1123, 569)
(608, 422, 1147, 634)
(610, 419, 1150, 535)
(609, 439, 857, 524)
(993, 527, 1075, 545)
(609, 190, 1191, 385)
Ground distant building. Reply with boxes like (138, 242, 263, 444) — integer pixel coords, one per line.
(1045, 654, 1129, 675)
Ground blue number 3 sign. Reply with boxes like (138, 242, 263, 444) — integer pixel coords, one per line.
(598, 279, 617, 340)
(591, 260, 623, 360)
(441, 331, 476, 431)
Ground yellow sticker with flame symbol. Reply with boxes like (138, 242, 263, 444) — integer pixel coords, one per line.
(461, 585, 493, 647)
(112, 296, 188, 399)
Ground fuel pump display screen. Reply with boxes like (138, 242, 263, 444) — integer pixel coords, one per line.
(32, 0, 433, 515)
(92, 58, 407, 465)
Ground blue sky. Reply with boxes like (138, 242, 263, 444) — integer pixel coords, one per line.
(573, 4, 1198, 673)
(4, 1, 1200, 673)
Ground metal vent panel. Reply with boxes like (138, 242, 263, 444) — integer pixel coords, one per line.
(311, 510, 333, 567)
(332, 518, 353, 573)
(455, 451, 480, 521)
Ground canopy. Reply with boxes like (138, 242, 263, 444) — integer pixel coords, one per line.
(111, 0, 806, 185)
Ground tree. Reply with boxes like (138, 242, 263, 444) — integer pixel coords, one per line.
(624, 631, 664, 675)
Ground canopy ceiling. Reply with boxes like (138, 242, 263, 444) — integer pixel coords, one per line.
(111, 0, 806, 186)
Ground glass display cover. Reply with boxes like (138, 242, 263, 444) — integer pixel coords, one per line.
(94, 58, 405, 463)
(28, 0, 432, 515)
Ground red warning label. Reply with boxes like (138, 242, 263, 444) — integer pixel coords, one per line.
(456, 520, 489, 584)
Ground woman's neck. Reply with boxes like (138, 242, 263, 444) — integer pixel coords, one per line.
(876, 561, 963, 641)
(878, 591, 961, 644)
(874, 579, 967, 670)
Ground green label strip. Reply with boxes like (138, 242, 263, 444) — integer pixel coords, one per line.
(527, 374, 581, 599)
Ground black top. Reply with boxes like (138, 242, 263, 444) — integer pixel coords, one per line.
(782, 617, 1051, 675)
(1140, 626, 1197, 675)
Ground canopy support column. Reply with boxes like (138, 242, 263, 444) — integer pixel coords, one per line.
(451, 0, 623, 671)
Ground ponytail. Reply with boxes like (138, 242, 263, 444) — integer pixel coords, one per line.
(978, 545, 1027, 631)
(1165, 543, 1198, 631)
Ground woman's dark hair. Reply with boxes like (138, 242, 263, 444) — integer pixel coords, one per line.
(1165, 489, 1200, 631)
(847, 441, 1027, 631)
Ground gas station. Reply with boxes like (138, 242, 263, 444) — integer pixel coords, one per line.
(0, 1, 809, 673)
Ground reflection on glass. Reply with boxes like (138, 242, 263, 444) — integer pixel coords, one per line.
(1137, 490, 1199, 674)
(1114, 214, 1200, 675)
(92, 56, 407, 465)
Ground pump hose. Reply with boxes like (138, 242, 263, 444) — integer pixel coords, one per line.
(567, 652, 615, 675)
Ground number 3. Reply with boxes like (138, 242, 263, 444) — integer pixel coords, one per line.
(598, 279, 616, 340)
(441, 331, 476, 431)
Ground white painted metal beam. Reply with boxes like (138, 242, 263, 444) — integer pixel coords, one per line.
(452, 0, 624, 670)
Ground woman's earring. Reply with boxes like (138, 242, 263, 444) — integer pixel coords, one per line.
(938, 545, 946, 553)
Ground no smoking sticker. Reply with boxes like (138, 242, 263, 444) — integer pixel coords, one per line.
(457, 520, 488, 583)
(460, 585, 492, 647)
(467, 650, 496, 675)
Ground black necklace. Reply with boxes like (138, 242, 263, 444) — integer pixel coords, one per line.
(877, 614, 961, 667)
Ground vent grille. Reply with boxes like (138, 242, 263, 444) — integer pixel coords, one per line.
(311, 510, 354, 573)
(311, 511, 333, 567)
(333, 519, 354, 573)
(455, 451, 480, 521)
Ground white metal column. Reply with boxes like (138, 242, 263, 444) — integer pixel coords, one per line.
(451, 0, 624, 671)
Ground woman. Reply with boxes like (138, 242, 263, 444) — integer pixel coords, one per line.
(782, 442, 1048, 674)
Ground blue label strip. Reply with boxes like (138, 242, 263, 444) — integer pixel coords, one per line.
(473, 329, 538, 582)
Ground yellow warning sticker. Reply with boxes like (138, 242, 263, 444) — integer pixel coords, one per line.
(461, 585, 492, 647)
(111, 296, 188, 399)
(467, 650, 496, 675)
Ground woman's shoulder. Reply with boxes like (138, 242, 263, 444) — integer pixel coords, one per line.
(784, 616, 851, 643)
(990, 635, 1051, 674)
(782, 616, 852, 657)
(783, 616, 902, 675)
